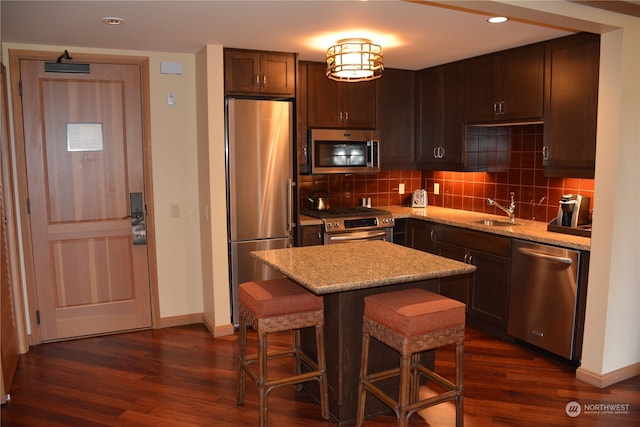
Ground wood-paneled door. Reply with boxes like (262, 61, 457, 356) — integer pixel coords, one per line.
(1, 63, 21, 403)
(17, 57, 153, 341)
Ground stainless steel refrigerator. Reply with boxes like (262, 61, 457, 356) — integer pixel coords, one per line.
(226, 98, 294, 324)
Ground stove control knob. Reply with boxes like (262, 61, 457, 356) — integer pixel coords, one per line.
(326, 224, 332, 229)
(334, 222, 339, 228)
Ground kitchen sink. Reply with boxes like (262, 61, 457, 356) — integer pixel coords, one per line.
(472, 219, 523, 227)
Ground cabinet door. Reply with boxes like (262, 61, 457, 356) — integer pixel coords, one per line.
(392, 218, 408, 247)
(408, 219, 438, 254)
(501, 43, 544, 121)
(299, 225, 323, 246)
(377, 69, 415, 168)
(464, 55, 500, 123)
(341, 80, 376, 129)
(543, 33, 600, 178)
(307, 62, 341, 127)
(416, 62, 464, 169)
(464, 44, 544, 123)
(438, 242, 470, 307)
(307, 62, 375, 129)
(468, 250, 511, 330)
(261, 52, 296, 97)
(225, 50, 262, 95)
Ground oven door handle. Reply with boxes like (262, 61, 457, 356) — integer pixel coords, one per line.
(327, 230, 389, 243)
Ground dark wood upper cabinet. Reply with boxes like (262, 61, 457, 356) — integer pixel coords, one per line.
(465, 43, 544, 123)
(306, 62, 376, 129)
(224, 49, 296, 97)
(415, 61, 465, 170)
(543, 33, 600, 178)
(376, 68, 415, 169)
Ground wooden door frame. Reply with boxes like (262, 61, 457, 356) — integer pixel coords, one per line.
(8, 49, 160, 345)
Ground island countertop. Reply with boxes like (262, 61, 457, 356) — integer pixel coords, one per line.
(251, 240, 476, 294)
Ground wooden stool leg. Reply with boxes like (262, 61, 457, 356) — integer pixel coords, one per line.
(356, 330, 371, 427)
(456, 339, 464, 427)
(398, 352, 411, 427)
(237, 316, 247, 405)
(315, 323, 330, 419)
(409, 353, 421, 404)
(258, 330, 268, 427)
(292, 329, 302, 391)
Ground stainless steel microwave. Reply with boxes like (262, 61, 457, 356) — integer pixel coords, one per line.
(307, 129, 380, 174)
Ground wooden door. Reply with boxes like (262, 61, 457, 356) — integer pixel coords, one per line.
(1, 63, 20, 402)
(19, 59, 152, 341)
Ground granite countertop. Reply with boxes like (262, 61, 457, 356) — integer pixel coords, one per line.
(251, 240, 476, 294)
(299, 205, 591, 251)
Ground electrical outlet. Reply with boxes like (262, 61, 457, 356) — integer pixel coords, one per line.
(398, 183, 405, 195)
(434, 183, 440, 195)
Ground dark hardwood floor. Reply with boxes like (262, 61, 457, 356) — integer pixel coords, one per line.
(1, 324, 638, 426)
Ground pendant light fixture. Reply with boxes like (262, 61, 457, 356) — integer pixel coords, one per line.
(326, 38, 383, 82)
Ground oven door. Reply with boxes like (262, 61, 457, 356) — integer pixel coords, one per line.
(324, 228, 392, 245)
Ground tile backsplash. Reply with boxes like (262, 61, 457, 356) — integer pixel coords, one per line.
(426, 124, 594, 223)
(299, 170, 423, 210)
(299, 124, 594, 224)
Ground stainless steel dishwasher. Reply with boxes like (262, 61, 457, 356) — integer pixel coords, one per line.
(508, 239, 582, 360)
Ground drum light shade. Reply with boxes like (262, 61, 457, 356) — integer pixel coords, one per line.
(326, 38, 383, 82)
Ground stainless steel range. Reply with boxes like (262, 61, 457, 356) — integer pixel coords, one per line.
(301, 207, 394, 245)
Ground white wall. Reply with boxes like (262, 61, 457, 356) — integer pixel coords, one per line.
(1, 43, 206, 323)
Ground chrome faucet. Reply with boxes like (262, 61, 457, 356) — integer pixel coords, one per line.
(487, 192, 516, 222)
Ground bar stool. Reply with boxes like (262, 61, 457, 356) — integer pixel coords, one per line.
(237, 278, 330, 427)
(356, 288, 465, 427)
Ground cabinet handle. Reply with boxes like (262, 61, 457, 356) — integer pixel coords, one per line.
(433, 147, 438, 158)
(500, 101, 506, 115)
(440, 146, 445, 158)
(542, 146, 550, 160)
(463, 253, 469, 263)
(262, 75, 267, 86)
(429, 229, 437, 242)
(493, 101, 499, 115)
(255, 74, 260, 86)
(468, 255, 474, 265)
(339, 111, 343, 121)
(344, 111, 349, 121)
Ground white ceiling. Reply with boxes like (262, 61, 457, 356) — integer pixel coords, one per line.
(0, 1, 590, 70)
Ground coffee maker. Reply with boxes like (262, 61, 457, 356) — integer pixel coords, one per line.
(556, 194, 590, 227)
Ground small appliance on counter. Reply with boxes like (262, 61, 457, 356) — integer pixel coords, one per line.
(547, 194, 591, 237)
(411, 189, 427, 208)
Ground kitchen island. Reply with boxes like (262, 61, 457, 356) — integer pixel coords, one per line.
(251, 240, 475, 424)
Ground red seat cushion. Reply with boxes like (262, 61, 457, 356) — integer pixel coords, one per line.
(364, 288, 465, 336)
(239, 278, 323, 318)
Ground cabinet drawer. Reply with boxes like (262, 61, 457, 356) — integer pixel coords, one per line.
(438, 225, 511, 257)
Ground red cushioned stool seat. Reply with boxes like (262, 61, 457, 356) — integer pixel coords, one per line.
(237, 278, 329, 427)
(356, 288, 466, 427)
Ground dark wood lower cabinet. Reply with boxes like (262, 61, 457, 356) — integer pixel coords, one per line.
(399, 221, 512, 336)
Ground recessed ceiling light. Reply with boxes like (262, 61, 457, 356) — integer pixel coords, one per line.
(487, 16, 509, 24)
(102, 16, 125, 25)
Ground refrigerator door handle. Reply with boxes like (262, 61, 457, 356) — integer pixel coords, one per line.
(287, 178, 293, 232)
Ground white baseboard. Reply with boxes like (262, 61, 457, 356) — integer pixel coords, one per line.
(157, 312, 203, 329)
(202, 312, 235, 337)
(576, 362, 640, 388)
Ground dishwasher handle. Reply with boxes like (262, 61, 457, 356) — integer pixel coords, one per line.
(517, 247, 573, 265)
